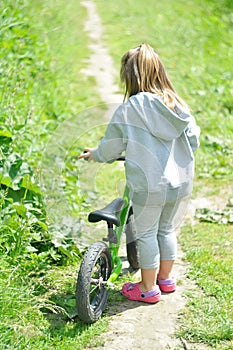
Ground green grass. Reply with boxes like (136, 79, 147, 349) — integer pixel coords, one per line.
(1, 0, 233, 348)
(91, 0, 233, 348)
(95, 0, 233, 179)
(179, 223, 233, 349)
(0, 0, 109, 348)
(0, 259, 108, 349)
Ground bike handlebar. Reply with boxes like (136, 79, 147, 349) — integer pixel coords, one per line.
(116, 156, 125, 161)
(83, 150, 125, 162)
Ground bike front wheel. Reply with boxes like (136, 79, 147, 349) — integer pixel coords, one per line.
(76, 241, 112, 323)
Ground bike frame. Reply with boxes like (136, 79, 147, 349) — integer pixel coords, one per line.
(107, 185, 130, 285)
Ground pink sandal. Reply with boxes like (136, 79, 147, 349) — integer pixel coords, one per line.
(121, 282, 161, 303)
(157, 278, 176, 293)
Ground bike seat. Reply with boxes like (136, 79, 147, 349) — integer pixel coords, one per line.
(88, 198, 124, 226)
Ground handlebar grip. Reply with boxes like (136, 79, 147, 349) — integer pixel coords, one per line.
(83, 150, 89, 161)
(117, 156, 125, 161)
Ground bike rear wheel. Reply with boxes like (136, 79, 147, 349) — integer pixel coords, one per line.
(76, 241, 112, 323)
(125, 207, 139, 270)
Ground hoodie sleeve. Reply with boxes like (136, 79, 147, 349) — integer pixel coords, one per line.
(185, 114, 200, 153)
(92, 109, 126, 163)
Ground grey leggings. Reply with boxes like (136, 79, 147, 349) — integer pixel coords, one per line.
(132, 196, 189, 269)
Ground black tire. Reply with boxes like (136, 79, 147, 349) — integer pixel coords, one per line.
(125, 207, 139, 270)
(76, 241, 112, 323)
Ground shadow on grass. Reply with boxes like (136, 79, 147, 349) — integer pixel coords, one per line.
(41, 255, 145, 334)
(41, 291, 91, 336)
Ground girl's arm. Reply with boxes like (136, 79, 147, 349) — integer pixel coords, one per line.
(79, 107, 126, 162)
(185, 115, 200, 153)
(92, 121, 126, 163)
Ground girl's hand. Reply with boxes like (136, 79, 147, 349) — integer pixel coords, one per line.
(78, 147, 95, 161)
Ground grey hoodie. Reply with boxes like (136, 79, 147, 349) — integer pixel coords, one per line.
(92, 92, 200, 205)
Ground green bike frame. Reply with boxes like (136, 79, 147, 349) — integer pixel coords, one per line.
(107, 185, 130, 284)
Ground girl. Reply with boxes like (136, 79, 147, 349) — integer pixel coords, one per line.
(79, 43, 200, 304)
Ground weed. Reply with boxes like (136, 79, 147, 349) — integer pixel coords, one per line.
(1, 0, 233, 348)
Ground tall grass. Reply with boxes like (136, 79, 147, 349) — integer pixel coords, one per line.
(1, 0, 232, 348)
(0, 0, 107, 348)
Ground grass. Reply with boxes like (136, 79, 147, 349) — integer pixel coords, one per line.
(0, 256, 110, 349)
(91, 0, 233, 348)
(179, 223, 233, 349)
(1, 0, 233, 349)
(0, 0, 109, 348)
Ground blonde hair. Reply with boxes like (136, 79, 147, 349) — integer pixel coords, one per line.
(120, 43, 188, 111)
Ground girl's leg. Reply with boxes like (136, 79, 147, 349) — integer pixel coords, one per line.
(157, 196, 189, 280)
(157, 260, 174, 280)
(141, 268, 158, 291)
(133, 204, 162, 291)
(121, 203, 162, 303)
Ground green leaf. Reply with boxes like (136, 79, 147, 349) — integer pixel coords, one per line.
(0, 174, 12, 188)
(57, 245, 73, 259)
(195, 207, 233, 225)
(21, 174, 41, 194)
(25, 245, 38, 252)
(36, 220, 48, 231)
(13, 203, 27, 218)
(0, 130, 12, 138)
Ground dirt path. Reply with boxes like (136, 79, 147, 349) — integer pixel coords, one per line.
(81, 0, 122, 105)
(80, 2, 209, 349)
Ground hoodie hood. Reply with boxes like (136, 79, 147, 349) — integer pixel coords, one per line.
(92, 90, 200, 196)
(127, 92, 190, 141)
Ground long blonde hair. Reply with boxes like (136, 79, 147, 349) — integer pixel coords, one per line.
(120, 43, 188, 111)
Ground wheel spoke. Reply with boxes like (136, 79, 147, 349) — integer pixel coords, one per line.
(90, 278, 99, 285)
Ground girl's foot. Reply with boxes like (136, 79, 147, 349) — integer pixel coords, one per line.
(157, 277, 176, 293)
(121, 282, 161, 303)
